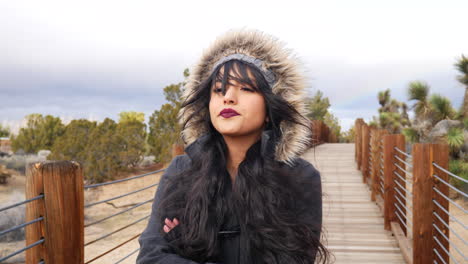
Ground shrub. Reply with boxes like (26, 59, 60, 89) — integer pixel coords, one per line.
(448, 159, 468, 191)
(0, 191, 26, 242)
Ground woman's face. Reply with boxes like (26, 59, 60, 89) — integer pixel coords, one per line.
(209, 64, 267, 138)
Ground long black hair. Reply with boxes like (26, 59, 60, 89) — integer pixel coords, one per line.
(158, 60, 330, 263)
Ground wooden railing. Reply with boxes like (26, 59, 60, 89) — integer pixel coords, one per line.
(354, 118, 467, 264)
(310, 119, 337, 146)
(0, 160, 165, 264)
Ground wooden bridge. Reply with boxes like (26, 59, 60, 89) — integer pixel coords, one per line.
(304, 143, 405, 263)
(1, 118, 466, 264)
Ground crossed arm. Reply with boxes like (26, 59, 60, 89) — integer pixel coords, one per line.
(136, 156, 218, 264)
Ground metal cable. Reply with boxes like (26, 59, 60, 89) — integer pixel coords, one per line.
(379, 180, 384, 190)
(394, 162, 412, 176)
(394, 146, 412, 158)
(379, 168, 384, 177)
(394, 154, 413, 168)
(433, 211, 467, 245)
(394, 170, 412, 186)
(85, 215, 150, 246)
(433, 162, 468, 184)
(433, 248, 447, 264)
(433, 223, 467, 261)
(394, 202, 410, 223)
(0, 216, 44, 237)
(85, 198, 153, 228)
(85, 233, 140, 264)
(394, 209, 408, 230)
(393, 179, 413, 197)
(84, 169, 165, 189)
(395, 195, 412, 216)
(85, 182, 159, 208)
(0, 238, 45, 262)
(394, 186, 411, 205)
(433, 187, 467, 214)
(114, 248, 140, 264)
(433, 174, 468, 199)
(380, 186, 384, 194)
(0, 194, 44, 213)
(433, 199, 467, 229)
(433, 235, 460, 264)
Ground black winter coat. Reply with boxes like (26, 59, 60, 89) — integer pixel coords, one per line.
(136, 133, 322, 264)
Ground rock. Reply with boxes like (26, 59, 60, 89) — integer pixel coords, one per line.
(139, 155, 156, 167)
(427, 120, 463, 144)
(37, 149, 51, 158)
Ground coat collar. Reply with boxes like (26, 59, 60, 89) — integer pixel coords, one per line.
(184, 130, 274, 160)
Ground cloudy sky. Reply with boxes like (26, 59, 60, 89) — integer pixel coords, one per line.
(1, 0, 467, 134)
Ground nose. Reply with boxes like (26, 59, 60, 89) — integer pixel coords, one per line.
(223, 86, 237, 105)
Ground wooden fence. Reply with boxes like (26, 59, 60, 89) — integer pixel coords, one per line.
(354, 118, 467, 264)
(311, 119, 337, 146)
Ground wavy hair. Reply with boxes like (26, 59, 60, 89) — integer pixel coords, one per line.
(158, 60, 330, 264)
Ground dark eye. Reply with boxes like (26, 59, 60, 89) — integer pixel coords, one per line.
(241, 87, 254, 92)
(213, 88, 222, 93)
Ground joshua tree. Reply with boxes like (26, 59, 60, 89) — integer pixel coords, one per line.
(405, 80, 458, 145)
(455, 54, 468, 118)
(371, 89, 410, 133)
(407, 81, 431, 122)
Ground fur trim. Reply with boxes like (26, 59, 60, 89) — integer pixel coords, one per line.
(179, 28, 311, 165)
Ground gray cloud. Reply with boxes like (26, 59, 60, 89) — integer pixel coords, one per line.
(1, 1, 466, 134)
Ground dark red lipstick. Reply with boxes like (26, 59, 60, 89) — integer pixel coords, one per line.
(219, 108, 240, 118)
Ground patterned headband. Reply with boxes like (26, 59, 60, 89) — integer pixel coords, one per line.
(211, 53, 276, 88)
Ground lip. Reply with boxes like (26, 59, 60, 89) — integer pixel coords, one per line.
(219, 108, 240, 118)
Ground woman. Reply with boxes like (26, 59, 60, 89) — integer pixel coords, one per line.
(137, 29, 329, 264)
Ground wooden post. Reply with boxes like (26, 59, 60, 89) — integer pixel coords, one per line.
(311, 120, 320, 147)
(354, 119, 358, 160)
(432, 144, 449, 264)
(412, 144, 449, 264)
(324, 124, 329, 143)
(355, 118, 364, 170)
(361, 123, 370, 183)
(374, 130, 388, 212)
(26, 163, 46, 263)
(369, 128, 377, 201)
(383, 134, 405, 231)
(26, 161, 84, 264)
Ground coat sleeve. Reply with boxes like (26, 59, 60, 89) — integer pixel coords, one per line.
(136, 155, 218, 264)
(296, 162, 323, 261)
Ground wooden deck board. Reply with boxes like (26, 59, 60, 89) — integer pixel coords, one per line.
(302, 143, 406, 264)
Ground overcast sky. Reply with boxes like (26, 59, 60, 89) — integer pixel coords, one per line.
(1, 0, 467, 134)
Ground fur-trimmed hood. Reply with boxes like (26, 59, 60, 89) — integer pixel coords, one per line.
(179, 28, 311, 165)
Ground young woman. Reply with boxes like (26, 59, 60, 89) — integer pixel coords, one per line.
(137, 29, 329, 264)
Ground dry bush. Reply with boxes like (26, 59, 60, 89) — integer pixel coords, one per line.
(0, 191, 26, 242)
